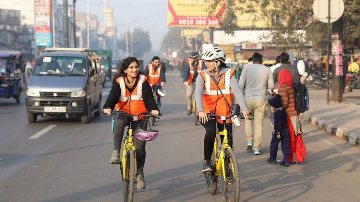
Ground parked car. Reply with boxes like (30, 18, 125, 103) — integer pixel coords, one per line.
(26, 48, 103, 123)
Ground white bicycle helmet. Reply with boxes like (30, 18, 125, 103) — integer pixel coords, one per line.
(157, 88, 166, 97)
(202, 47, 226, 63)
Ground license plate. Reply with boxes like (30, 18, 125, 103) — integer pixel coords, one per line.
(44, 106, 66, 112)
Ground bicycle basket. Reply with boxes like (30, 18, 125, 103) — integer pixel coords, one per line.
(134, 128, 159, 141)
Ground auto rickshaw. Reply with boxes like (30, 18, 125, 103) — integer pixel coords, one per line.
(0, 51, 23, 103)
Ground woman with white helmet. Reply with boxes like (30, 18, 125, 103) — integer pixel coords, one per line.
(194, 47, 245, 172)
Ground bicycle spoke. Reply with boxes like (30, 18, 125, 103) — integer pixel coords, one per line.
(223, 149, 240, 202)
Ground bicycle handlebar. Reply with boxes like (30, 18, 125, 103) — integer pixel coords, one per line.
(207, 112, 253, 120)
(108, 110, 160, 120)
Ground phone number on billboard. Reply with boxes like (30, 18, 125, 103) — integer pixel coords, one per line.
(177, 18, 219, 26)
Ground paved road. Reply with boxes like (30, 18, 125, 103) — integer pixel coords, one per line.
(1, 71, 359, 202)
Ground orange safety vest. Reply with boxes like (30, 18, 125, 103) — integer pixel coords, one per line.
(201, 69, 235, 123)
(114, 75, 148, 120)
(187, 60, 203, 84)
(147, 64, 162, 86)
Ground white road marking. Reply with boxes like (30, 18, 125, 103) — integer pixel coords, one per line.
(28, 125, 57, 139)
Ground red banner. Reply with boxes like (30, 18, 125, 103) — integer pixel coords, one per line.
(34, 0, 52, 33)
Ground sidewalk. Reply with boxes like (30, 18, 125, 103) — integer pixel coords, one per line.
(304, 89, 360, 147)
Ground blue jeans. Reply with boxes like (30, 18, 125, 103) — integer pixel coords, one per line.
(269, 129, 290, 163)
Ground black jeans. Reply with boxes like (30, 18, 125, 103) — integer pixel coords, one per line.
(114, 113, 147, 174)
(201, 118, 233, 161)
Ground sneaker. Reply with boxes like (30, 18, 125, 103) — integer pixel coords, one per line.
(253, 148, 262, 155)
(136, 173, 146, 189)
(245, 141, 253, 151)
(202, 160, 212, 172)
(110, 150, 120, 164)
(267, 158, 276, 164)
(187, 110, 192, 115)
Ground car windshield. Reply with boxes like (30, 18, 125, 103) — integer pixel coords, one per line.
(0, 59, 15, 75)
(100, 58, 110, 69)
(0, 60, 6, 74)
(33, 56, 87, 76)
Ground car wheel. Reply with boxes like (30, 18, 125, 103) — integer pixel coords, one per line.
(94, 103, 101, 117)
(27, 112, 37, 123)
(81, 105, 90, 124)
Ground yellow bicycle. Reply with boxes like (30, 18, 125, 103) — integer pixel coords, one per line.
(111, 111, 157, 202)
(204, 114, 240, 202)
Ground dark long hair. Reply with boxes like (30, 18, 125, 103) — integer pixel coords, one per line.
(113, 57, 141, 81)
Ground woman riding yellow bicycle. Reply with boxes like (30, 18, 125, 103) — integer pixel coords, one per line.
(103, 56, 159, 190)
(194, 47, 244, 172)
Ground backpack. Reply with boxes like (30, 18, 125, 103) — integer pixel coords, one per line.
(294, 82, 309, 113)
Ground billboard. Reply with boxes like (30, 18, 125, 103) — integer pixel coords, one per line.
(104, 8, 114, 37)
(34, 0, 52, 47)
(167, 0, 226, 27)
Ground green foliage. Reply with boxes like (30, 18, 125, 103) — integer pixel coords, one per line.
(209, 0, 360, 50)
(117, 28, 151, 58)
(160, 27, 182, 53)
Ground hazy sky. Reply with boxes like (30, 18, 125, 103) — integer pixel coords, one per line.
(76, 0, 168, 51)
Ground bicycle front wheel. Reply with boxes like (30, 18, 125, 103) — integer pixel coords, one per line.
(223, 149, 240, 202)
(124, 150, 136, 202)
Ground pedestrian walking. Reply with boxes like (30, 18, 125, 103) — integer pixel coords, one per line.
(267, 94, 290, 167)
(277, 69, 306, 164)
(273, 52, 300, 84)
(239, 52, 274, 155)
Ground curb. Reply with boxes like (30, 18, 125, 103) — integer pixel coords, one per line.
(306, 114, 359, 147)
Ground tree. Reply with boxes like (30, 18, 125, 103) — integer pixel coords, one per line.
(160, 27, 182, 55)
(117, 27, 151, 58)
(209, 0, 360, 50)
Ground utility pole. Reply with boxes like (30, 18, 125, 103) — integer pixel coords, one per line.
(87, 0, 90, 49)
(130, 28, 133, 56)
(103, 0, 106, 49)
(63, 0, 69, 47)
(125, 24, 129, 57)
(331, 16, 344, 103)
(73, 0, 76, 48)
(52, 0, 56, 47)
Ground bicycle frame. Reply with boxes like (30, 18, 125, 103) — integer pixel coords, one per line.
(213, 121, 233, 179)
(121, 123, 136, 181)
(204, 114, 241, 201)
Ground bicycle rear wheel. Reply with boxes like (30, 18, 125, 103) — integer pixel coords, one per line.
(223, 149, 240, 202)
(124, 150, 136, 202)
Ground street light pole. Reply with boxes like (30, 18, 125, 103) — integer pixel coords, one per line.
(73, 0, 76, 48)
(87, 0, 90, 49)
(326, 0, 331, 105)
(130, 27, 133, 56)
(125, 23, 129, 57)
(103, 0, 106, 49)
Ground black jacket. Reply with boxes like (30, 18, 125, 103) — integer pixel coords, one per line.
(103, 76, 159, 112)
